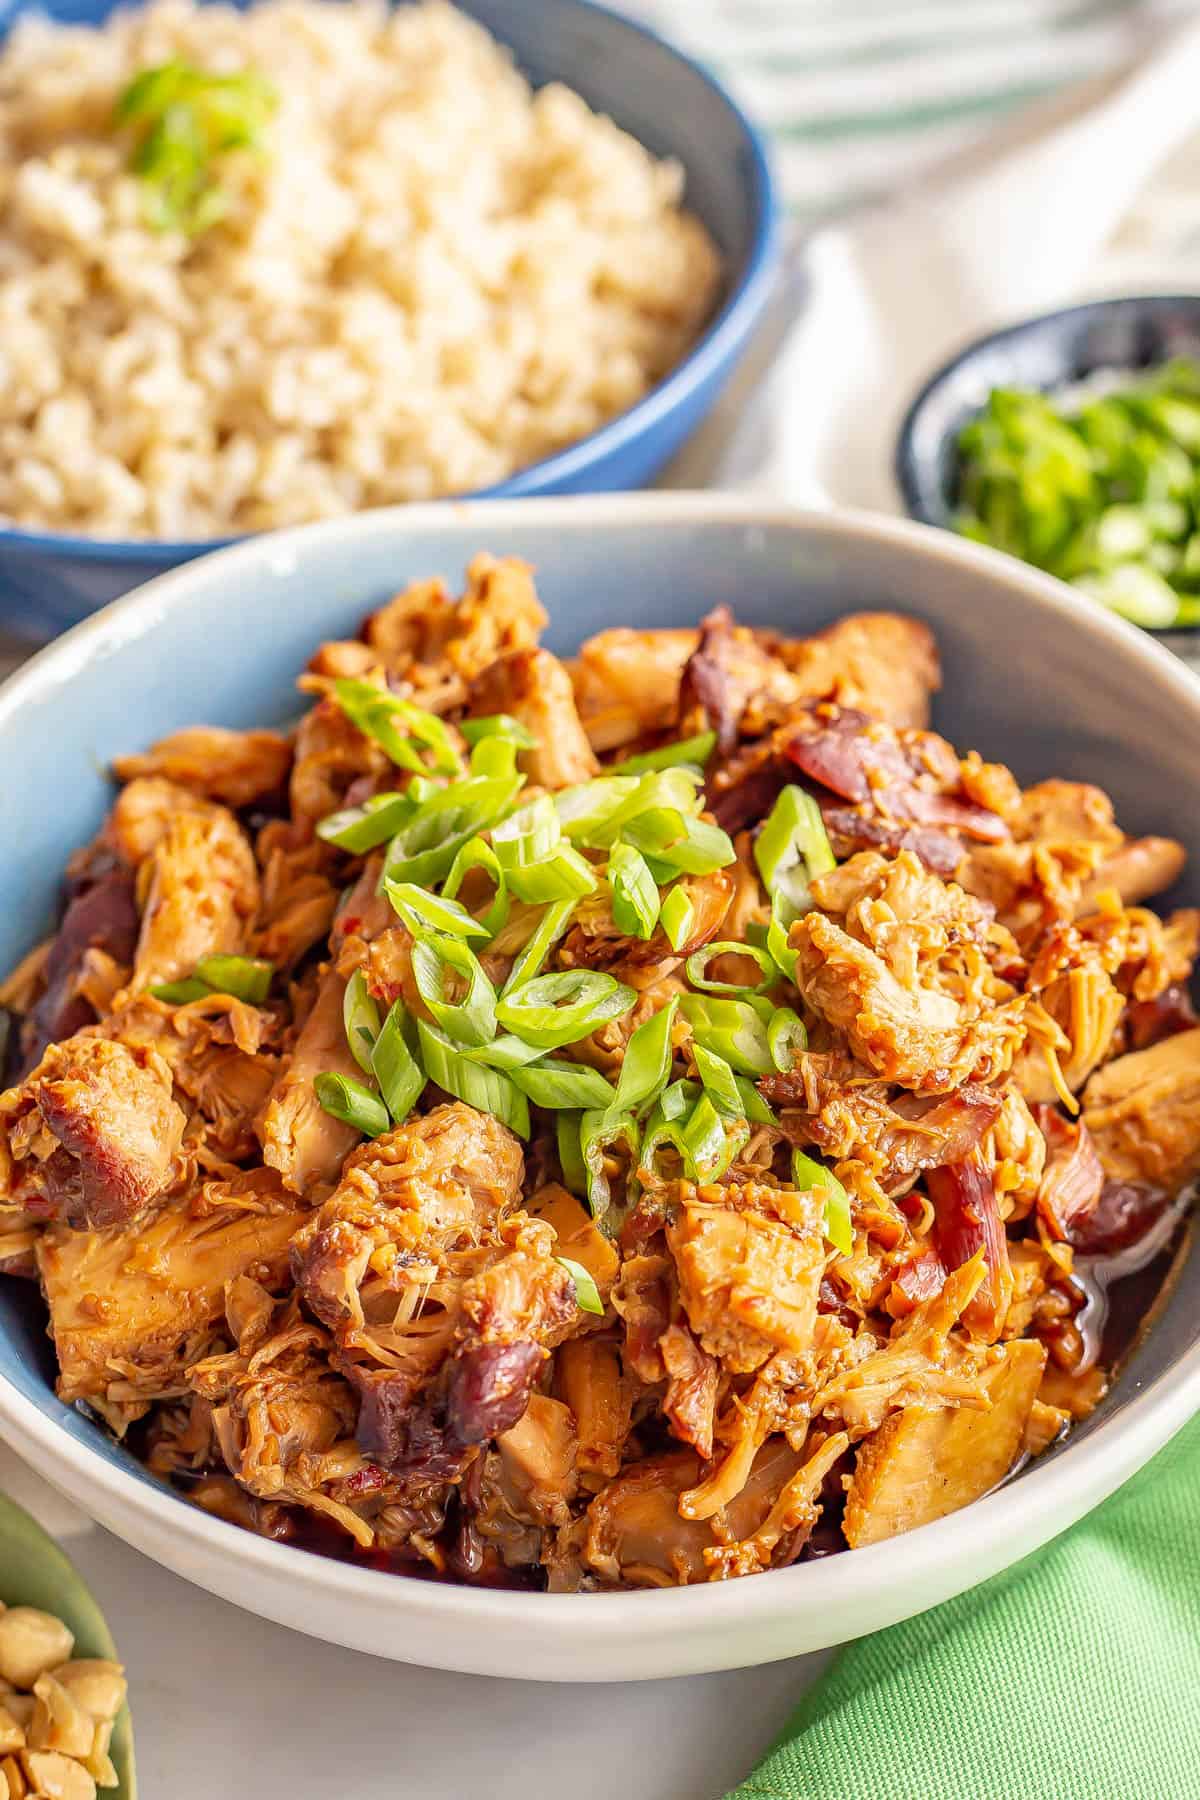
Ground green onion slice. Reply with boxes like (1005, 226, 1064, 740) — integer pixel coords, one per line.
(579, 1108, 640, 1220)
(609, 997, 678, 1118)
(557, 1111, 588, 1197)
(496, 969, 636, 1051)
(691, 1042, 743, 1117)
(767, 890, 800, 981)
(767, 1006, 808, 1073)
(505, 845, 598, 906)
(416, 1019, 530, 1138)
(469, 736, 519, 781)
(316, 790, 414, 854)
(682, 1092, 745, 1183)
(680, 992, 774, 1076)
(410, 936, 496, 1047)
(660, 886, 695, 952)
(193, 953, 274, 1004)
(555, 1254, 604, 1316)
(737, 1074, 778, 1126)
(510, 1058, 618, 1111)
(609, 731, 717, 776)
(491, 794, 562, 868)
(343, 967, 382, 1073)
(607, 843, 661, 940)
(384, 880, 491, 941)
(462, 1033, 545, 1071)
(499, 895, 578, 998)
(370, 1000, 425, 1122)
(756, 785, 835, 919)
(314, 1071, 389, 1140)
(442, 836, 510, 938)
(333, 678, 462, 776)
(792, 1149, 853, 1257)
(379, 770, 523, 890)
(150, 977, 212, 1005)
(460, 714, 537, 750)
(624, 811, 735, 877)
(684, 940, 777, 996)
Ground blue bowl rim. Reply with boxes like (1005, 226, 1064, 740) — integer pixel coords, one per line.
(0, 0, 782, 563)
(894, 291, 1200, 637)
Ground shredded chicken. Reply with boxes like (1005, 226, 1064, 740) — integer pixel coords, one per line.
(1, 566, 1189, 1592)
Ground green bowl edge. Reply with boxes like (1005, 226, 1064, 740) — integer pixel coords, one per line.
(0, 1492, 135, 1798)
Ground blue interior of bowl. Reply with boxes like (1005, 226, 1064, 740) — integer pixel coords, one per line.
(0, 0, 780, 637)
(2, 503, 1199, 1507)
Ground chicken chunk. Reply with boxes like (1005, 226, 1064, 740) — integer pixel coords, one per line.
(466, 648, 598, 790)
(1, 1036, 185, 1230)
(259, 968, 363, 1196)
(114, 726, 292, 809)
(666, 1183, 826, 1373)
(124, 806, 259, 997)
(842, 1338, 1046, 1547)
(18, 869, 139, 1067)
(792, 853, 1026, 1092)
(1082, 1026, 1200, 1190)
(38, 1175, 305, 1421)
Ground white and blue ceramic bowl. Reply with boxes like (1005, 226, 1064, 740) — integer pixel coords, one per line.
(0, 0, 780, 638)
(2, 495, 1199, 1681)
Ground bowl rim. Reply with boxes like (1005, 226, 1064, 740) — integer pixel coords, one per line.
(0, 0, 781, 564)
(3, 490, 1200, 1649)
(894, 291, 1200, 638)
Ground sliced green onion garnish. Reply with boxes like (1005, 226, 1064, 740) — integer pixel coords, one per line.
(607, 843, 661, 940)
(505, 844, 598, 905)
(680, 992, 774, 1076)
(624, 811, 735, 876)
(150, 977, 212, 1005)
(370, 999, 425, 1121)
(492, 794, 562, 868)
(314, 1071, 390, 1140)
(316, 790, 414, 854)
(755, 784, 836, 922)
(609, 731, 717, 777)
(333, 678, 462, 776)
(343, 966, 382, 1073)
(659, 1077, 701, 1121)
(510, 1058, 618, 1111)
(555, 1254, 604, 1315)
(460, 714, 537, 750)
(580, 1108, 640, 1220)
(410, 936, 496, 1047)
(736, 1073, 777, 1126)
(469, 735, 520, 781)
(379, 770, 523, 890)
(384, 880, 491, 941)
(499, 895, 577, 998)
(463, 1032, 545, 1071)
(557, 1111, 588, 1196)
(555, 777, 639, 842)
(660, 886, 695, 951)
(609, 997, 678, 1118)
(791, 1148, 853, 1257)
(684, 940, 777, 996)
(767, 1006, 808, 1073)
(691, 1042, 743, 1117)
(416, 1018, 529, 1138)
(193, 953, 274, 1004)
(681, 1091, 729, 1182)
(495, 969, 636, 1051)
(442, 836, 510, 938)
(767, 890, 799, 980)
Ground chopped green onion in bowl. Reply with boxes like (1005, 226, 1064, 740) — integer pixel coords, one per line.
(952, 358, 1200, 630)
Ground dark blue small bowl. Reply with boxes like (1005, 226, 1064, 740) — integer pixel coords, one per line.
(0, 0, 781, 637)
(895, 293, 1200, 643)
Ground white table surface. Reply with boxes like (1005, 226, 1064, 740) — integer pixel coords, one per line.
(0, 1445, 829, 1800)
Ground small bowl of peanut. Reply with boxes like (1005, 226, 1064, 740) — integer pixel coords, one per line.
(0, 1494, 132, 1800)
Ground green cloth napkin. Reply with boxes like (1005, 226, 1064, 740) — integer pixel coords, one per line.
(729, 1413, 1200, 1800)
